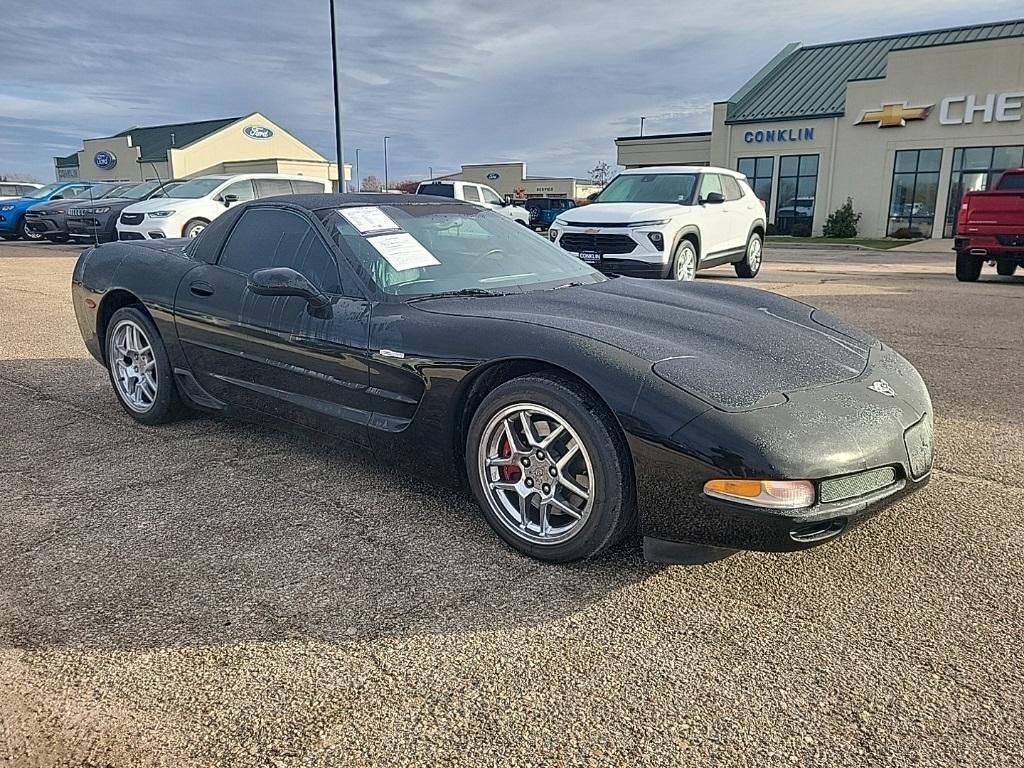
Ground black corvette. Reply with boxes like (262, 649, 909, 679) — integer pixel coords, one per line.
(72, 193, 933, 564)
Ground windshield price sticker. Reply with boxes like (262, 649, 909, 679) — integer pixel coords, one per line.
(338, 206, 401, 235)
(369, 233, 441, 272)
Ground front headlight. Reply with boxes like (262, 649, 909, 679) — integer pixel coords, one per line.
(0, 205, 15, 212)
(147, 210, 176, 218)
(629, 219, 671, 227)
(704, 479, 815, 510)
(85, 207, 110, 214)
(549, 228, 559, 242)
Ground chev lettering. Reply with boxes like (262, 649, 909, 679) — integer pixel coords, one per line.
(940, 92, 1024, 125)
(743, 127, 815, 144)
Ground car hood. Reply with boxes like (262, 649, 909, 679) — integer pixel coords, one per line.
(68, 197, 137, 212)
(417, 278, 876, 411)
(26, 199, 79, 213)
(123, 197, 195, 213)
(556, 202, 689, 225)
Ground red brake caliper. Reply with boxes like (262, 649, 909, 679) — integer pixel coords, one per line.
(499, 436, 521, 481)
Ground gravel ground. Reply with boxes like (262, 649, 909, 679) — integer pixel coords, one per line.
(1, 241, 1022, 767)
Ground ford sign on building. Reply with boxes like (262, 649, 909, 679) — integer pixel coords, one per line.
(53, 111, 349, 187)
(93, 150, 117, 170)
(615, 18, 1024, 239)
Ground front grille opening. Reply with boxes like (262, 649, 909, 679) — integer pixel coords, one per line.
(819, 466, 898, 504)
(559, 233, 637, 255)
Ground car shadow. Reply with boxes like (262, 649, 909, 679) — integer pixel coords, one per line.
(1, 358, 659, 651)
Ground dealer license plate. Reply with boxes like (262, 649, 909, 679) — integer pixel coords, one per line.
(577, 251, 601, 264)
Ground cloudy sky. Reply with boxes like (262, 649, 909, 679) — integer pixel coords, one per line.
(1, 1, 1020, 184)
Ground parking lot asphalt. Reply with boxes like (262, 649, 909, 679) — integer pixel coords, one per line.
(1, 240, 1022, 767)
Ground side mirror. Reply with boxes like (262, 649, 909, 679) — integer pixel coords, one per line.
(503, 195, 513, 206)
(701, 192, 725, 205)
(51, 195, 64, 201)
(247, 267, 331, 310)
(222, 193, 239, 207)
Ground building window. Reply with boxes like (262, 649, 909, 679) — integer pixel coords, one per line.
(737, 157, 773, 211)
(888, 149, 942, 238)
(944, 145, 1024, 237)
(774, 155, 818, 235)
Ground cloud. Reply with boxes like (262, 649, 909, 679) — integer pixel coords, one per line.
(0, 1, 1021, 182)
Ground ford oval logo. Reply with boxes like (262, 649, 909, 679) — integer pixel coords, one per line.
(243, 125, 274, 140)
(93, 150, 117, 170)
(486, 172, 500, 180)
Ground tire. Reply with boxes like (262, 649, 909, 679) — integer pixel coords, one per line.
(465, 372, 636, 562)
(182, 218, 209, 239)
(734, 231, 763, 278)
(105, 306, 185, 425)
(996, 260, 1016, 276)
(0, 234, 19, 241)
(45, 234, 69, 243)
(17, 219, 43, 241)
(671, 238, 698, 281)
(955, 252, 983, 282)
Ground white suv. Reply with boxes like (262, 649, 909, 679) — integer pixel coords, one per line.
(117, 173, 330, 240)
(549, 166, 766, 281)
(415, 180, 531, 226)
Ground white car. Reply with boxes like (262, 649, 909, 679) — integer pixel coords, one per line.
(415, 180, 531, 226)
(0, 182, 42, 202)
(116, 173, 330, 240)
(549, 166, 767, 281)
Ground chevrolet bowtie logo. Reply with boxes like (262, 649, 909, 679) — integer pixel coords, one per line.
(855, 102, 933, 128)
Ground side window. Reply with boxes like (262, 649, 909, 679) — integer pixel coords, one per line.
(480, 187, 502, 205)
(291, 179, 326, 194)
(721, 175, 743, 201)
(0, 185, 14, 196)
(219, 208, 343, 293)
(462, 185, 481, 203)
(254, 178, 293, 198)
(220, 180, 256, 203)
(698, 174, 723, 200)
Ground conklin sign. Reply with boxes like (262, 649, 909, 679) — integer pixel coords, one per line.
(743, 127, 815, 144)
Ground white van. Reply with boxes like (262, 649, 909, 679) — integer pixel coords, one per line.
(415, 180, 531, 226)
(116, 174, 330, 240)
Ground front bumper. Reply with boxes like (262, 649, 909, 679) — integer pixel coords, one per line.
(631, 344, 935, 560)
(67, 213, 117, 240)
(23, 213, 67, 236)
(117, 212, 180, 240)
(552, 224, 671, 276)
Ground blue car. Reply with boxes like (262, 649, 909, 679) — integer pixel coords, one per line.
(0, 181, 98, 241)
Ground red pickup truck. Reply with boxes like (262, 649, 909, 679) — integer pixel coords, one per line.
(955, 168, 1024, 281)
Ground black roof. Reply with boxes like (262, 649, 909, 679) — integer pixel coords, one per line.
(267, 192, 460, 211)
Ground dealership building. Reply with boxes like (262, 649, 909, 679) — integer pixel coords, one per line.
(615, 19, 1024, 238)
(436, 162, 603, 201)
(54, 111, 347, 187)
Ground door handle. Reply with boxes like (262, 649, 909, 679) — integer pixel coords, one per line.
(189, 281, 214, 297)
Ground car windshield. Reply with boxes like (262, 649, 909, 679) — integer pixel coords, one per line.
(119, 180, 176, 200)
(594, 173, 699, 204)
(25, 183, 63, 199)
(92, 183, 136, 199)
(318, 202, 605, 297)
(163, 177, 225, 199)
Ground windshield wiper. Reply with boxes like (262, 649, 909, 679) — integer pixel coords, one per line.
(405, 288, 504, 303)
(553, 280, 587, 290)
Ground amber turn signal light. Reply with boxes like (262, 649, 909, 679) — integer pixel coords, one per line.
(704, 479, 815, 510)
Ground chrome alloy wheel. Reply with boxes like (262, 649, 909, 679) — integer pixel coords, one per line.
(747, 235, 763, 271)
(478, 403, 595, 545)
(109, 319, 157, 412)
(185, 222, 206, 238)
(673, 241, 697, 281)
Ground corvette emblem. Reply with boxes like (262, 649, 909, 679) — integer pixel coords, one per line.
(868, 379, 896, 397)
(855, 102, 933, 128)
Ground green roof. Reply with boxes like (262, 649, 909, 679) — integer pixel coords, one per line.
(112, 116, 242, 161)
(726, 19, 1024, 123)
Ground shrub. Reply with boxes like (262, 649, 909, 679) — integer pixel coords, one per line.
(823, 197, 861, 238)
(791, 220, 813, 238)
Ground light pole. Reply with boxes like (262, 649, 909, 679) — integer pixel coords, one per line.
(428, 166, 433, 180)
(639, 116, 647, 137)
(383, 135, 391, 190)
(354, 148, 361, 192)
(329, 0, 346, 192)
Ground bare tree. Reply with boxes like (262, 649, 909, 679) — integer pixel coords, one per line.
(588, 162, 612, 186)
(360, 175, 383, 192)
(394, 179, 420, 194)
